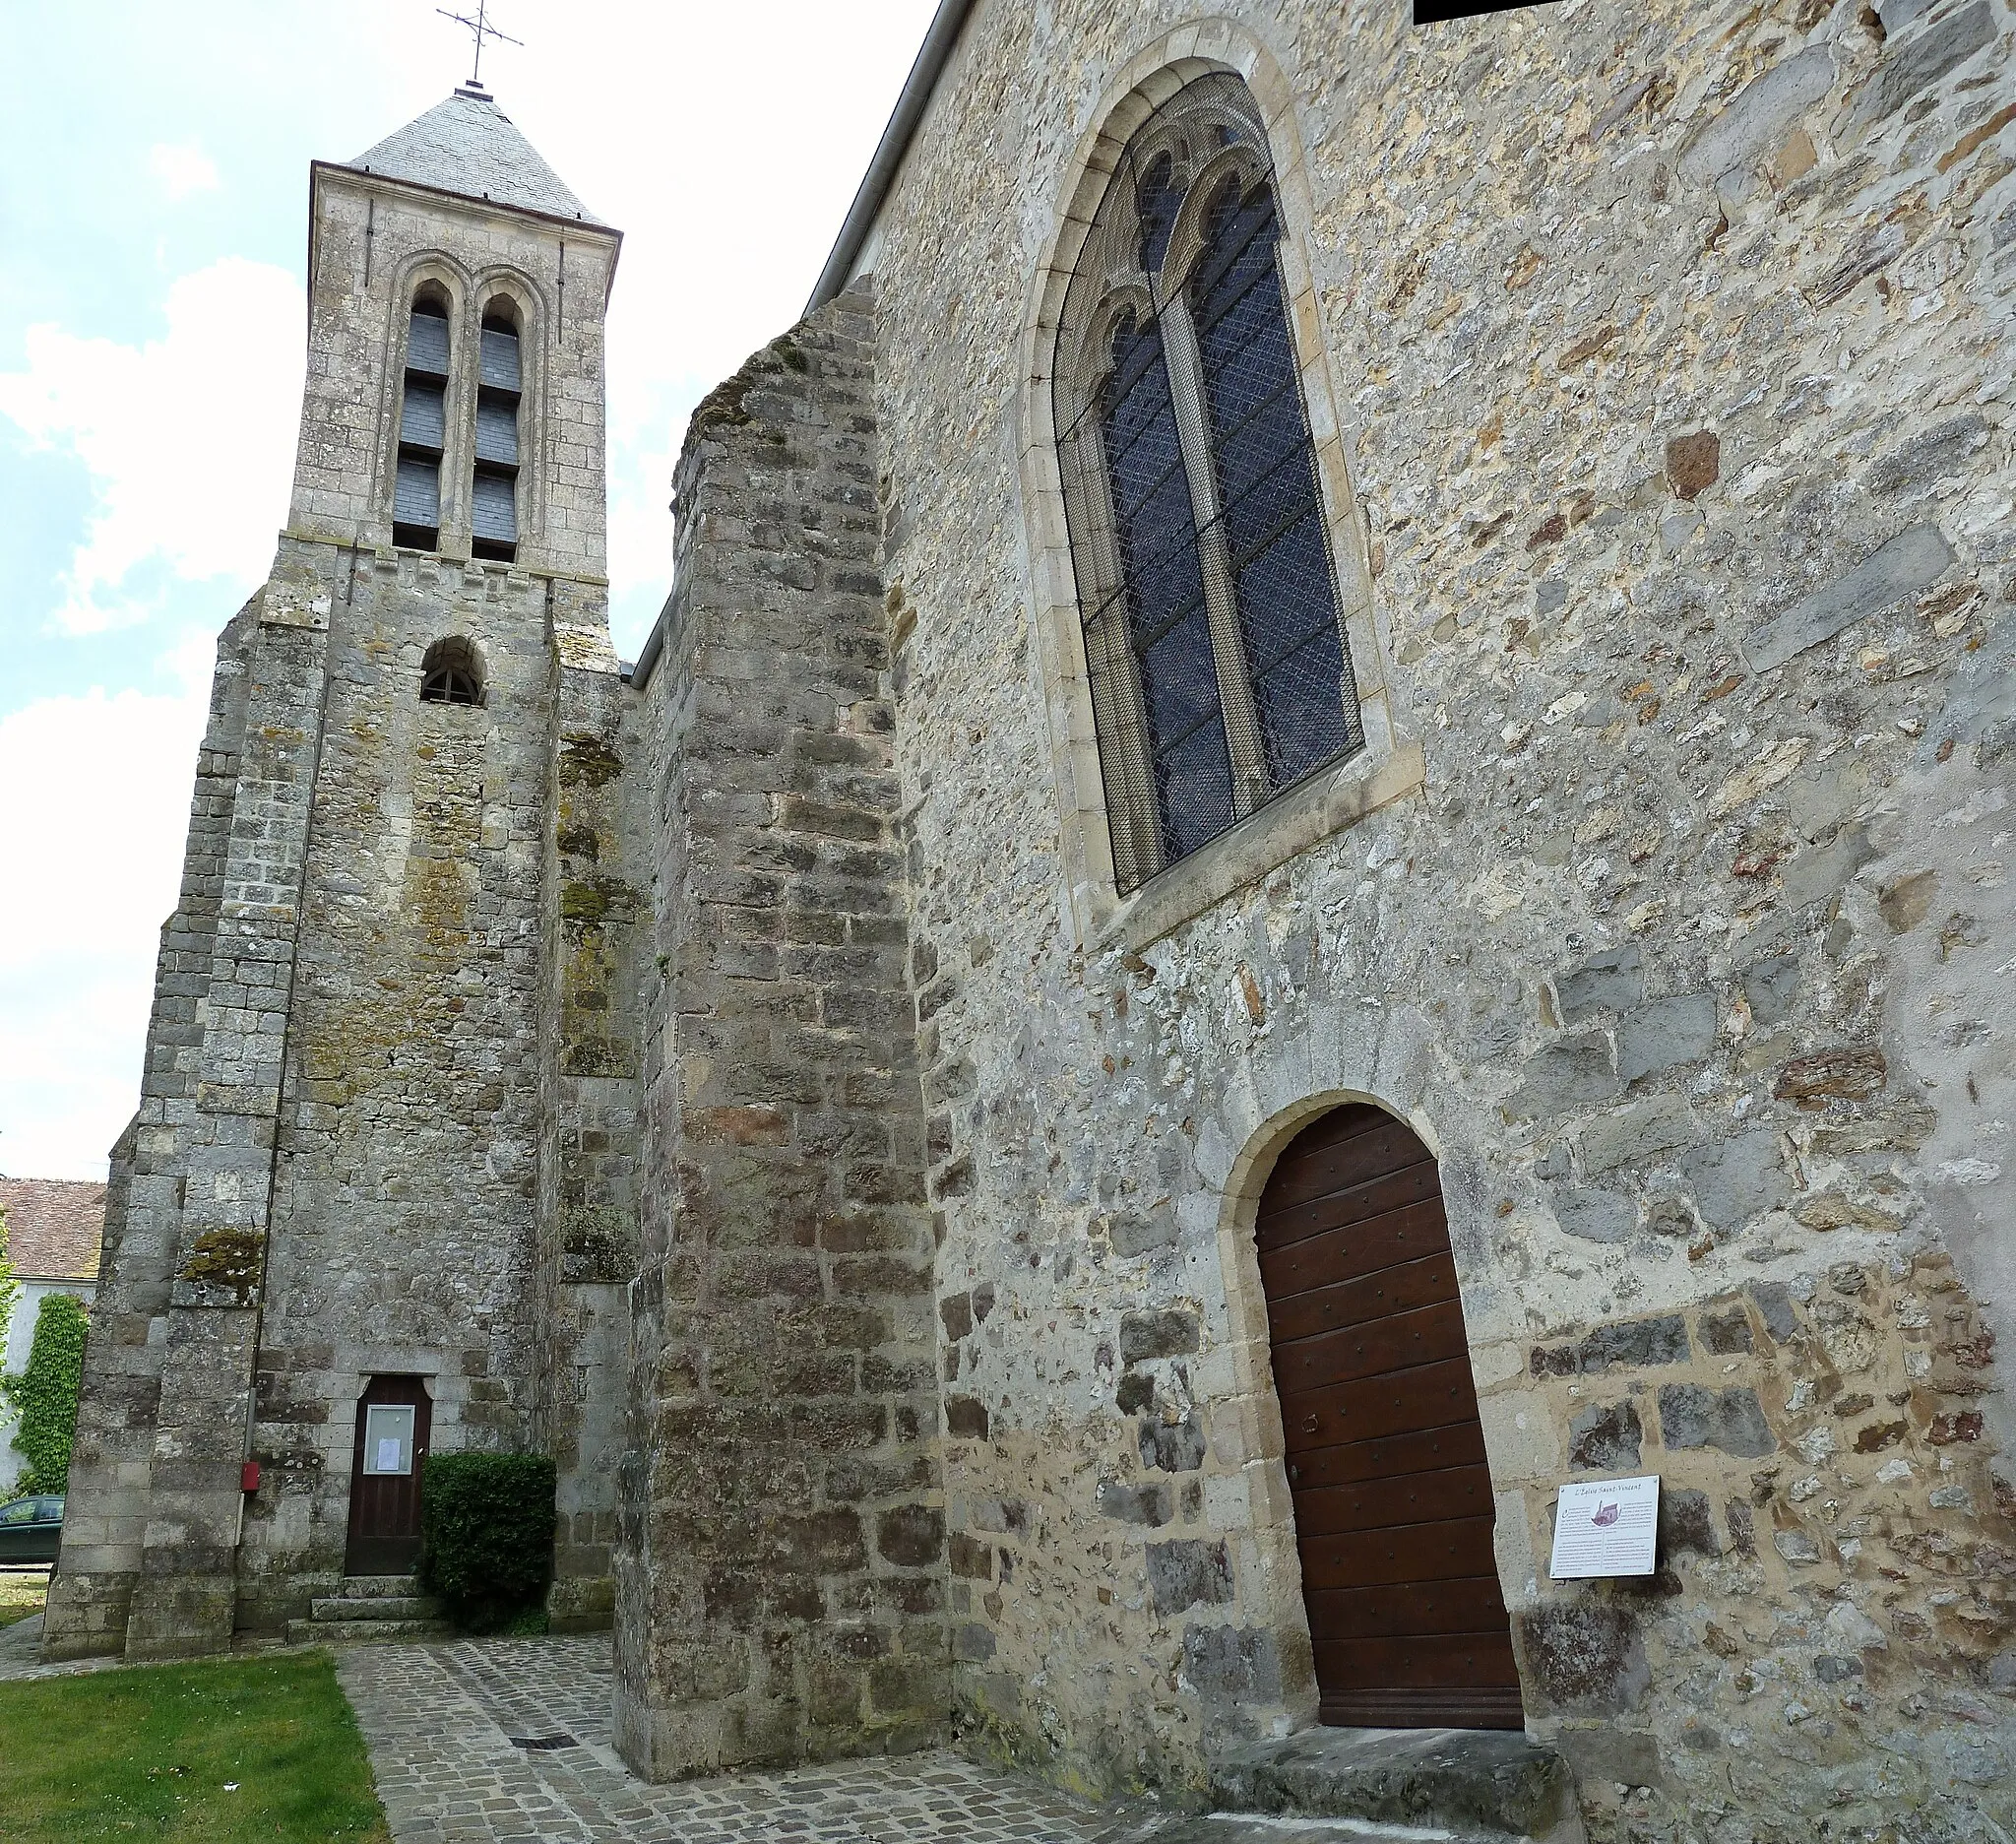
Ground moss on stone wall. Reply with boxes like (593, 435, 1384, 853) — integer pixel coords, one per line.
(177, 1230, 265, 1304)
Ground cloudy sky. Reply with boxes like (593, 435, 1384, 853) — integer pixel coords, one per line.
(0, 0, 938, 1178)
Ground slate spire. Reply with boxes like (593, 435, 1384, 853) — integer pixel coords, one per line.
(346, 89, 602, 223)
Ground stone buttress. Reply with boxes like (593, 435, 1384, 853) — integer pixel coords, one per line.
(615, 284, 949, 1778)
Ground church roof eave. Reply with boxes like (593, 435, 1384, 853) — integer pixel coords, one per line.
(805, 0, 976, 314)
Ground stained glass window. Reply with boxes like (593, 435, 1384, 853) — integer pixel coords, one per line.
(1053, 75, 1360, 892)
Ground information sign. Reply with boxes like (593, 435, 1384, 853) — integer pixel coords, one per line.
(1548, 1474, 1660, 1579)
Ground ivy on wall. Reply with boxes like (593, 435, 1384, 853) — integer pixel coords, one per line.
(0, 1205, 19, 1341)
(5, 1291, 89, 1494)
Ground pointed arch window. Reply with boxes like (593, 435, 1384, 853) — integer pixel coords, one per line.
(472, 304, 522, 563)
(394, 289, 451, 550)
(1054, 74, 1360, 893)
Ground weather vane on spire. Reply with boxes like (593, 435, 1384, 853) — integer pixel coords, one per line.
(437, 0, 522, 93)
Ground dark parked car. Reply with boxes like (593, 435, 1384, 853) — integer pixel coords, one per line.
(0, 1494, 62, 1565)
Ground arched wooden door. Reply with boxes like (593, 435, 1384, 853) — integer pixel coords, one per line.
(1258, 1104, 1523, 1729)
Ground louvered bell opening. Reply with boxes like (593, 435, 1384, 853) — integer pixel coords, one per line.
(395, 456, 441, 528)
(479, 327, 521, 392)
(472, 468, 517, 544)
(407, 306, 450, 378)
(400, 378, 447, 451)
(474, 392, 519, 466)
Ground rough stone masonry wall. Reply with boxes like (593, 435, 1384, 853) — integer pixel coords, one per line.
(50, 144, 632, 1654)
(614, 286, 948, 1780)
(294, 166, 618, 579)
(860, 0, 2014, 1834)
(47, 556, 345, 1659)
(43, 597, 260, 1659)
(534, 585, 644, 1631)
(231, 535, 562, 1635)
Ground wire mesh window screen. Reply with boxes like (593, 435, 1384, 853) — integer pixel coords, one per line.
(1053, 73, 1360, 894)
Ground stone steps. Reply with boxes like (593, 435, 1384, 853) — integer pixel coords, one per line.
(1208, 1728, 1585, 1844)
(309, 1595, 442, 1621)
(286, 1616, 456, 1645)
(1139, 1817, 1491, 1842)
(286, 1575, 454, 1647)
(334, 1574, 421, 1598)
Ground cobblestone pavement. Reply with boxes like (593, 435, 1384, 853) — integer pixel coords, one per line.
(334, 1637, 1393, 1844)
(335, 1635, 1167, 1843)
(0, 1610, 127, 1685)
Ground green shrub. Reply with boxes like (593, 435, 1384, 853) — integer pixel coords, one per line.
(5, 1292, 89, 1494)
(417, 1452, 556, 1632)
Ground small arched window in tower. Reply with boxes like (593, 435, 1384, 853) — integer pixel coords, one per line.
(1053, 74, 1360, 893)
(471, 304, 522, 563)
(419, 636, 484, 706)
(394, 289, 451, 551)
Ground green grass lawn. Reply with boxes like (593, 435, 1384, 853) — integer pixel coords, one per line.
(0, 1651, 391, 1841)
(0, 1567, 49, 1627)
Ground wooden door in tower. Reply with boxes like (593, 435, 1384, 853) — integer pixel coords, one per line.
(344, 1376, 432, 1576)
(1258, 1104, 1523, 1729)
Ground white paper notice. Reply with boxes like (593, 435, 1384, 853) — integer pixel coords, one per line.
(376, 1436, 404, 1473)
(1549, 1474, 1660, 1579)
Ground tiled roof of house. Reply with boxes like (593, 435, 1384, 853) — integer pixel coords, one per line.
(0, 1179, 106, 1283)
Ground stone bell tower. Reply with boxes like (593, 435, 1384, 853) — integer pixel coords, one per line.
(45, 85, 642, 1660)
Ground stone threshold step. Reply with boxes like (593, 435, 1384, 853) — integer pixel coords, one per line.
(1209, 1728, 1584, 1844)
(1144, 1818, 1518, 1842)
(284, 1618, 455, 1646)
(309, 1595, 441, 1621)
(335, 1575, 420, 1597)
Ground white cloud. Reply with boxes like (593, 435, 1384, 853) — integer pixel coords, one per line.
(0, 257, 302, 634)
(149, 141, 220, 199)
(0, 643, 212, 1179)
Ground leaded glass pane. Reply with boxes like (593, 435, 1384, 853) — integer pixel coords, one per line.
(1190, 180, 1355, 797)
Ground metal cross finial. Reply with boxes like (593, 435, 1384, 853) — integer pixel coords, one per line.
(437, 0, 522, 90)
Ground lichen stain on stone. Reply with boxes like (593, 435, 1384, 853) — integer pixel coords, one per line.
(561, 880, 609, 924)
(559, 732, 623, 789)
(556, 820, 600, 861)
(561, 875, 638, 928)
(178, 1229, 265, 1303)
(560, 1205, 634, 1284)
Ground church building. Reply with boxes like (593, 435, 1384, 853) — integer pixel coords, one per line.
(46, 1, 2016, 1836)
